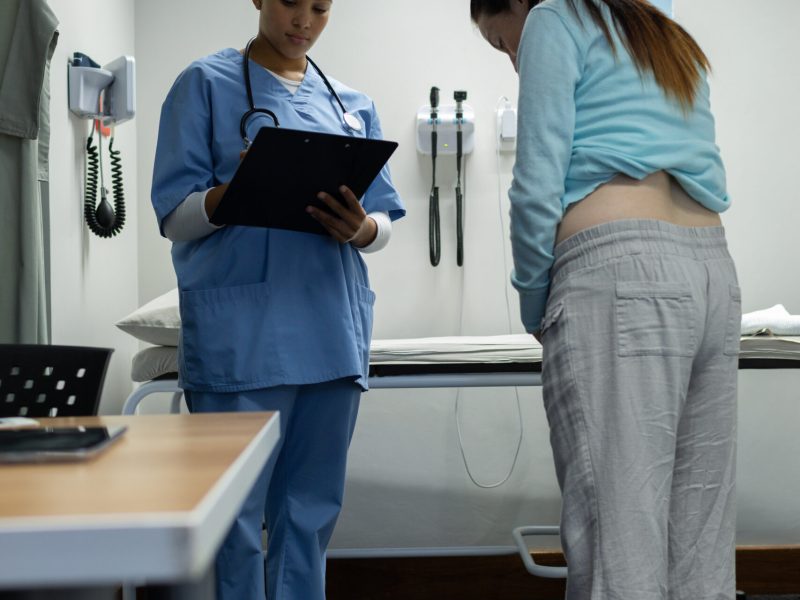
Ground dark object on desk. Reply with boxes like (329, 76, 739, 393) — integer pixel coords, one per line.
(210, 127, 399, 236)
(0, 425, 127, 463)
(0, 345, 113, 418)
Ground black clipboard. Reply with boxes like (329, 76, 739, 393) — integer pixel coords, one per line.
(210, 127, 399, 236)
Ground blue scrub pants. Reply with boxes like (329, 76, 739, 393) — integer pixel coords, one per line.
(186, 379, 361, 600)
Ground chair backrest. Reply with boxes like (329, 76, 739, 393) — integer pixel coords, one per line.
(0, 345, 113, 418)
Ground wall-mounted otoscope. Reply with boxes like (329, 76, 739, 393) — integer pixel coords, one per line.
(454, 90, 467, 267)
(68, 52, 135, 239)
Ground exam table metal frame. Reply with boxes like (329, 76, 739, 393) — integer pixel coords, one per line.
(121, 362, 545, 416)
(120, 355, 797, 581)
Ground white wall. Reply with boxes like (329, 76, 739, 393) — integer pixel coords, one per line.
(674, 0, 800, 545)
(135, 0, 255, 303)
(47, 0, 139, 415)
(132, 0, 800, 549)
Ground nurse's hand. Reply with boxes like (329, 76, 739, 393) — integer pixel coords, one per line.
(308, 185, 378, 247)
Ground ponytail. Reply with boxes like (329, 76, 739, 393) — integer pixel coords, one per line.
(573, 0, 710, 109)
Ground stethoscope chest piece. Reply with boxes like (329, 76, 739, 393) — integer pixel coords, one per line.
(242, 38, 364, 141)
(343, 112, 362, 133)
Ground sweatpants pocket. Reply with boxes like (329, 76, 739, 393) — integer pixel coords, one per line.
(540, 301, 564, 339)
(616, 281, 695, 357)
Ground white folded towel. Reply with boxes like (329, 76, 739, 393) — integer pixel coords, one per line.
(370, 334, 540, 364)
(741, 304, 800, 336)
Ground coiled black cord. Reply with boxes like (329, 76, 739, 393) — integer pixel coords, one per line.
(84, 129, 126, 238)
(84, 133, 100, 221)
(456, 136, 464, 267)
(108, 137, 127, 232)
(429, 145, 441, 267)
(429, 86, 441, 267)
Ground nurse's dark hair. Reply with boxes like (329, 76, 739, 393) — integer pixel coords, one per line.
(470, 0, 710, 110)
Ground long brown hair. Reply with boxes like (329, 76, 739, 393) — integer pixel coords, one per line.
(471, 0, 711, 110)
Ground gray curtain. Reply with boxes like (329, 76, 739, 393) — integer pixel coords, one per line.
(0, 0, 58, 344)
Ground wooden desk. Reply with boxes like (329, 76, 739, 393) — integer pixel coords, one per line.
(0, 413, 279, 598)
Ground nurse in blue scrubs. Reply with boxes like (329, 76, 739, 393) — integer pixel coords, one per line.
(150, 1, 404, 598)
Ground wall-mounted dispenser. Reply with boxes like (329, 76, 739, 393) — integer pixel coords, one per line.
(416, 101, 475, 156)
(496, 98, 517, 153)
(68, 52, 135, 239)
(68, 53, 135, 124)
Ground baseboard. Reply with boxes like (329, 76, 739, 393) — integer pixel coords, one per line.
(326, 545, 800, 600)
(736, 546, 800, 595)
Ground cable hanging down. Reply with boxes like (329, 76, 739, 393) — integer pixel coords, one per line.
(453, 96, 525, 490)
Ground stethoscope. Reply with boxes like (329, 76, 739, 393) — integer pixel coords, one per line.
(240, 36, 362, 147)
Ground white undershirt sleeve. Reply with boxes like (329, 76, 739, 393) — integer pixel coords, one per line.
(356, 211, 392, 253)
(163, 191, 392, 251)
(162, 189, 224, 242)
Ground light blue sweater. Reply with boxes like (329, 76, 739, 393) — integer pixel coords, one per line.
(510, 0, 728, 332)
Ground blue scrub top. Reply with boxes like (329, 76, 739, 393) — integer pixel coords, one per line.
(151, 49, 405, 393)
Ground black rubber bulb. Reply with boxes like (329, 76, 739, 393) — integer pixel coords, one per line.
(96, 187, 116, 229)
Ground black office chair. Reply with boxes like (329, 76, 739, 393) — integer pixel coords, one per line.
(0, 345, 113, 418)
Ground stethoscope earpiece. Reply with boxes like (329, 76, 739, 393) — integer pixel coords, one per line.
(241, 37, 361, 144)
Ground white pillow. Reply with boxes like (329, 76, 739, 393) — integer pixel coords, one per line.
(116, 288, 181, 346)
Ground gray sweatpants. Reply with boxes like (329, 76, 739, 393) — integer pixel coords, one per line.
(540, 220, 740, 600)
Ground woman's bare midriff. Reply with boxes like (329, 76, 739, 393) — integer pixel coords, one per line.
(556, 171, 722, 245)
